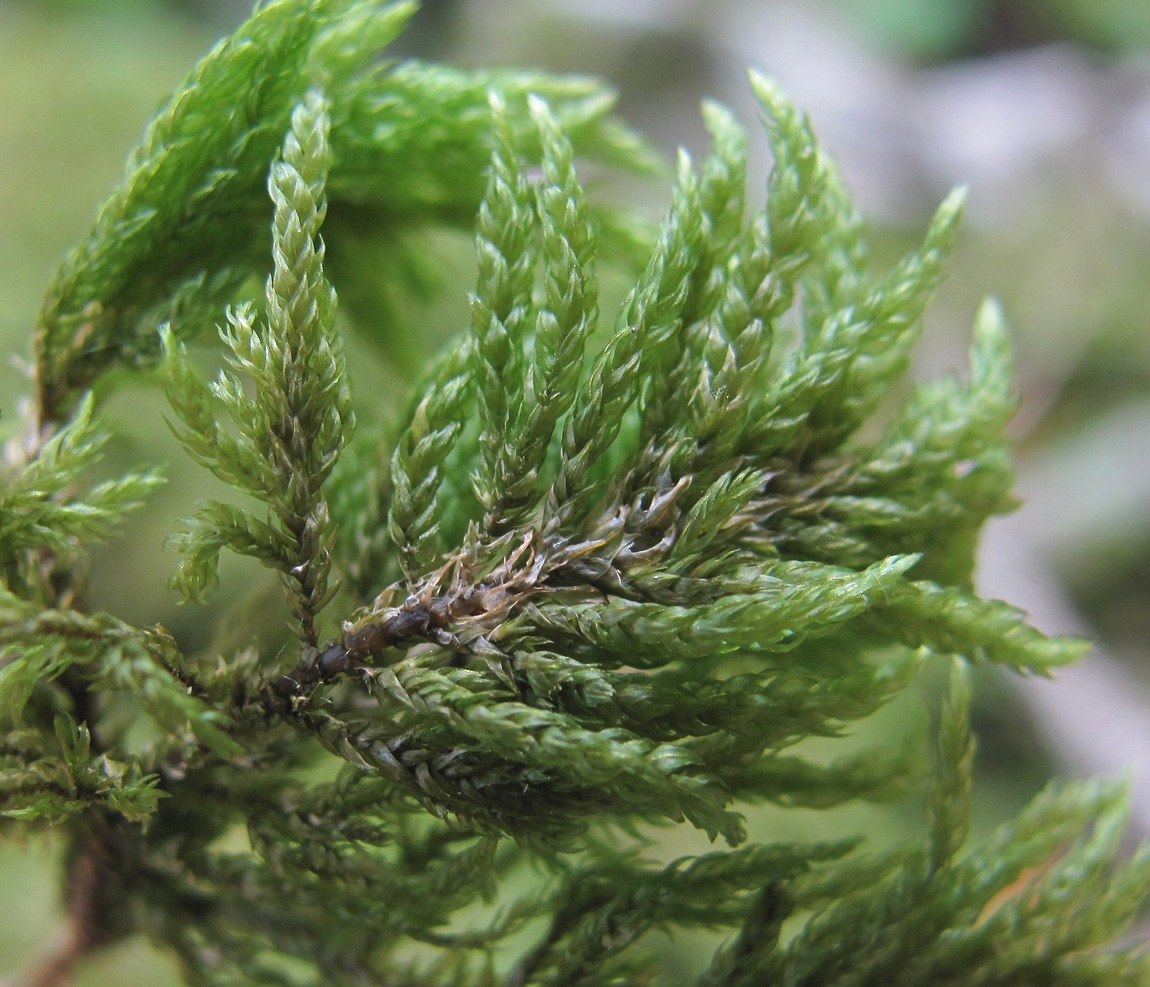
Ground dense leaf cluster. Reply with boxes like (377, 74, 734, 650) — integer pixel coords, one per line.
(1, 1, 1147, 985)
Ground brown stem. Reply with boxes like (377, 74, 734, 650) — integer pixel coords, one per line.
(18, 845, 109, 987)
(21, 935, 87, 987)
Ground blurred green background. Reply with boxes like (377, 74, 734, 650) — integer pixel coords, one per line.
(3, 0, 1150, 982)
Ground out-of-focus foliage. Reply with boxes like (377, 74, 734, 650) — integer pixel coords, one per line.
(830, 0, 1150, 58)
